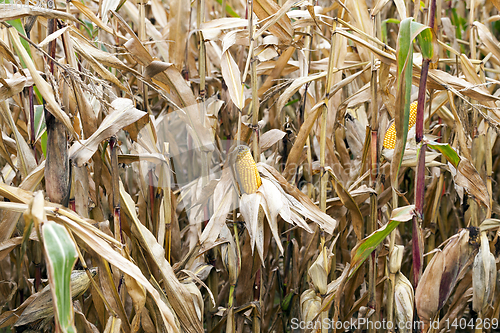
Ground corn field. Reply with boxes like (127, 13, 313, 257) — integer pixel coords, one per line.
(0, 0, 500, 331)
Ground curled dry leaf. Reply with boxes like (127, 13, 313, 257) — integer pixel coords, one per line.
(259, 129, 286, 150)
(0, 101, 36, 177)
(72, 39, 130, 93)
(14, 270, 96, 327)
(454, 159, 490, 209)
(0, 6, 78, 22)
(8, 28, 77, 137)
(199, 168, 235, 249)
(429, 142, 490, 209)
(167, 0, 190, 69)
(0, 237, 23, 262)
(144, 61, 173, 80)
(426, 69, 500, 102)
(70, 98, 147, 166)
(253, 0, 294, 45)
(0, 37, 21, 67)
(222, 29, 250, 53)
(70, 0, 114, 35)
(0, 75, 26, 102)
(120, 182, 203, 333)
(38, 26, 70, 49)
(474, 21, 500, 64)
(122, 34, 196, 108)
(200, 18, 250, 40)
(70, 35, 134, 73)
(276, 72, 326, 113)
(258, 163, 337, 234)
(221, 50, 244, 110)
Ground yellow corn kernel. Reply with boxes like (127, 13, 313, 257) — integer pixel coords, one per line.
(383, 101, 418, 149)
(234, 146, 262, 194)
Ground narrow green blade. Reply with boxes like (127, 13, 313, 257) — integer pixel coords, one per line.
(42, 221, 78, 333)
(349, 205, 415, 277)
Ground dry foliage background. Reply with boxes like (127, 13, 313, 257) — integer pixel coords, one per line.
(0, 0, 499, 332)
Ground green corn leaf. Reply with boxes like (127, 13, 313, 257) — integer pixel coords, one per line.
(35, 105, 46, 142)
(7, 18, 31, 61)
(428, 141, 489, 208)
(411, 21, 438, 62)
(391, 17, 414, 187)
(42, 221, 78, 333)
(427, 141, 460, 167)
(391, 18, 437, 187)
(349, 205, 415, 277)
(214, 0, 240, 17)
(281, 292, 295, 312)
(381, 18, 400, 43)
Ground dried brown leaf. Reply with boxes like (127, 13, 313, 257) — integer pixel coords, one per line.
(454, 158, 490, 209)
(201, 18, 250, 40)
(199, 168, 235, 248)
(426, 69, 500, 102)
(15, 270, 94, 327)
(259, 129, 286, 150)
(283, 103, 323, 180)
(0, 101, 36, 177)
(59, 214, 180, 332)
(326, 167, 363, 240)
(72, 38, 130, 93)
(71, 35, 135, 73)
(0, 6, 77, 22)
(258, 163, 337, 234)
(0, 237, 23, 261)
(0, 37, 21, 67)
(276, 73, 326, 114)
(70, 0, 114, 35)
(8, 27, 76, 137)
(167, 0, 190, 68)
(69, 98, 147, 166)
(120, 182, 203, 333)
(0, 75, 26, 102)
(221, 51, 244, 110)
(253, 0, 294, 45)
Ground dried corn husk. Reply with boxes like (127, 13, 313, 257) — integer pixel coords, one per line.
(389, 244, 405, 274)
(220, 225, 240, 286)
(472, 232, 497, 313)
(394, 272, 414, 333)
(300, 288, 321, 324)
(308, 247, 329, 294)
(415, 228, 478, 330)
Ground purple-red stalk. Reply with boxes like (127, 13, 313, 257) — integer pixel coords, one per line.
(413, 0, 436, 290)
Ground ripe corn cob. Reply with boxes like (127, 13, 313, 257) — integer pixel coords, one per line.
(234, 146, 262, 194)
(383, 101, 418, 149)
